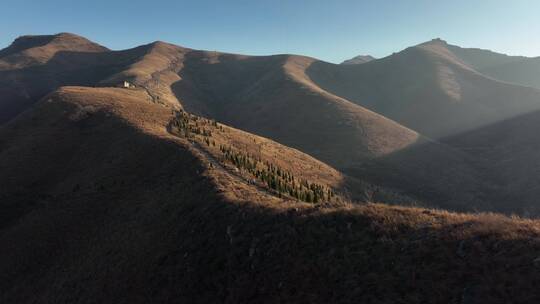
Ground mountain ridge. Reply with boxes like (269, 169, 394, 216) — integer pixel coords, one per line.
(1, 85, 540, 303)
(3, 33, 540, 214)
(306, 37, 540, 139)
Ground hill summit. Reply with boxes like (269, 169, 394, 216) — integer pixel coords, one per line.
(341, 54, 376, 64)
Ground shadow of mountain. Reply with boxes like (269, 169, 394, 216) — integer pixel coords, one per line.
(344, 108, 540, 216)
(441, 108, 540, 215)
(342, 137, 494, 212)
(1, 104, 540, 303)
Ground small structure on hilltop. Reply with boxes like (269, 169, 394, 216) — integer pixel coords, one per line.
(121, 81, 135, 89)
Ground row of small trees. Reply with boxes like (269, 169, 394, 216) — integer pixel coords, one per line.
(169, 110, 216, 139)
(219, 145, 334, 203)
(169, 110, 336, 203)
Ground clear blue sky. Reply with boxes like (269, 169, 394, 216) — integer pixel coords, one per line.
(1, 0, 539, 63)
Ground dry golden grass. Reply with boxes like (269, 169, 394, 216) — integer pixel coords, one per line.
(3, 34, 540, 302)
(2, 86, 540, 303)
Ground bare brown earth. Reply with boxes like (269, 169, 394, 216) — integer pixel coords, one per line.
(2, 87, 540, 303)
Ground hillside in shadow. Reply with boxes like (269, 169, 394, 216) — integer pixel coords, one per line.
(305, 39, 540, 139)
(171, 51, 420, 170)
(345, 108, 540, 216)
(1, 87, 540, 303)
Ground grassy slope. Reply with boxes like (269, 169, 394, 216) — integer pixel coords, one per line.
(169, 51, 496, 210)
(277, 55, 496, 212)
(171, 51, 420, 169)
(297, 40, 540, 214)
(1, 87, 540, 303)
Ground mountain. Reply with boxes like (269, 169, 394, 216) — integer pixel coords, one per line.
(166, 51, 497, 210)
(171, 52, 420, 168)
(4, 34, 540, 142)
(3, 33, 539, 214)
(341, 54, 375, 65)
(0, 33, 435, 204)
(0, 34, 191, 124)
(445, 43, 527, 71)
(0, 33, 110, 123)
(479, 57, 540, 89)
(1, 86, 539, 303)
(166, 38, 540, 214)
(0, 85, 372, 204)
(306, 38, 540, 139)
(0, 33, 108, 67)
(444, 42, 540, 90)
